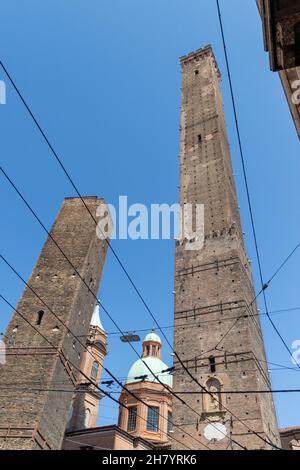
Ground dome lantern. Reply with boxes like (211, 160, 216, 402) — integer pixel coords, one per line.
(142, 330, 161, 359)
(125, 331, 172, 388)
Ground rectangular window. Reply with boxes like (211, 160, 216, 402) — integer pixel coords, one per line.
(91, 361, 99, 381)
(167, 411, 172, 434)
(147, 406, 159, 432)
(127, 407, 137, 432)
(209, 356, 216, 373)
(151, 345, 155, 356)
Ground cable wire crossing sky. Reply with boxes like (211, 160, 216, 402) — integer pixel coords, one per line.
(0, 0, 300, 451)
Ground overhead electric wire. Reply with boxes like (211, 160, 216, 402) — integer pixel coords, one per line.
(0, 171, 246, 450)
(0, 355, 298, 392)
(0, 386, 299, 395)
(1, 167, 282, 450)
(1, 52, 295, 449)
(174, 352, 282, 450)
(0, 259, 241, 450)
(0, 293, 197, 451)
(171, 278, 283, 448)
(215, 0, 300, 370)
(0, 255, 215, 450)
(190, 289, 266, 363)
(0, 56, 177, 352)
(0, 257, 212, 450)
(0, 233, 215, 449)
(171, 389, 300, 395)
(0, 174, 282, 450)
(95, 306, 300, 336)
(1, 53, 298, 448)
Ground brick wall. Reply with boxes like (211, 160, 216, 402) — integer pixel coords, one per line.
(172, 46, 281, 450)
(0, 197, 108, 449)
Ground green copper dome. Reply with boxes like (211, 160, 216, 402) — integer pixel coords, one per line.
(125, 356, 173, 388)
(125, 331, 172, 387)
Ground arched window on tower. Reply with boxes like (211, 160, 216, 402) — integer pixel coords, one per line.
(91, 361, 99, 381)
(204, 378, 222, 413)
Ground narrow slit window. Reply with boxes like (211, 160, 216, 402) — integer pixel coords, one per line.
(36, 310, 44, 326)
(198, 134, 202, 144)
(167, 411, 172, 434)
(209, 356, 216, 373)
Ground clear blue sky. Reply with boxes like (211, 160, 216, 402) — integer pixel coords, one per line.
(0, 0, 299, 429)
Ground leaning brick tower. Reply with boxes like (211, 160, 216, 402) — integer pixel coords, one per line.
(172, 46, 280, 450)
(0, 197, 108, 449)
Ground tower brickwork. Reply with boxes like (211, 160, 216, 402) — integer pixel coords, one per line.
(0, 197, 108, 449)
(172, 46, 280, 450)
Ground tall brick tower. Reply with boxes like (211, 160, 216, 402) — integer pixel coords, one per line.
(173, 46, 280, 450)
(0, 197, 108, 450)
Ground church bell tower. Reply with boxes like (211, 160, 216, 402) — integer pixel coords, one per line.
(67, 303, 107, 431)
